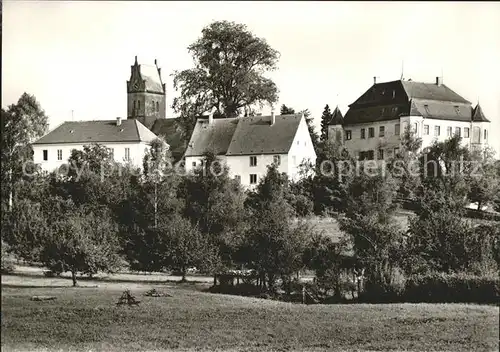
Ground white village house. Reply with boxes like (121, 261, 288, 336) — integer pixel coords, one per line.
(328, 77, 491, 160)
(32, 118, 158, 172)
(184, 111, 317, 189)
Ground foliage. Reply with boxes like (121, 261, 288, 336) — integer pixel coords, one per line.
(159, 215, 218, 280)
(467, 146, 499, 210)
(172, 20, 280, 136)
(182, 151, 246, 270)
(406, 210, 499, 275)
(1, 93, 49, 210)
(319, 104, 333, 142)
(404, 272, 499, 304)
(39, 206, 122, 286)
(1, 239, 15, 274)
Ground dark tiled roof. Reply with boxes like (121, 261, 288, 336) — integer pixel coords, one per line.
(150, 118, 187, 162)
(329, 106, 344, 125)
(184, 118, 239, 157)
(472, 104, 490, 122)
(33, 119, 157, 145)
(184, 114, 303, 157)
(344, 79, 477, 125)
(343, 104, 409, 125)
(401, 81, 470, 104)
(410, 99, 473, 122)
(226, 114, 302, 155)
(139, 64, 164, 93)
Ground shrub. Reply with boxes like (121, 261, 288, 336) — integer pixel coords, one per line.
(403, 272, 499, 304)
(1, 240, 15, 274)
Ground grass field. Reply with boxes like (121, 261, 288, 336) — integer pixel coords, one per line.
(2, 271, 498, 352)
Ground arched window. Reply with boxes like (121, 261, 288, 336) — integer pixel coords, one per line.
(156, 101, 159, 112)
(137, 100, 141, 109)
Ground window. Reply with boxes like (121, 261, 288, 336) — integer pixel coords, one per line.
(454, 106, 460, 114)
(412, 122, 418, 134)
(368, 127, 375, 138)
(192, 161, 196, 167)
(273, 155, 281, 166)
(360, 150, 375, 161)
(133, 101, 136, 110)
(472, 126, 480, 143)
(395, 124, 400, 135)
(464, 127, 470, 138)
(137, 100, 141, 109)
(424, 125, 429, 135)
(249, 156, 257, 167)
(156, 101, 159, 112)
(124, 147, 130, 161)
(378, 149, 384, 160)
(43, 150, 48, 161)
(394, 147, 400, 156)
(387, 149, 393, 159)
(361, 128, 366, 139)
(392, 107, 398, 116)
(57, 149, 62, 161)
(434, 126, 441, 137)
(250, 174, 257, 184)
(379, 126, 385, 137)
(297, 140, 300, 145)
(392, 90, 396, 99)
(484, 129, 488, 141)
(367, 150, 375, 160)
(455, 127, 461, 137)
(447, 126, 453, 137)
(345, 130, 352, 140)
(235, 175, 241, 183)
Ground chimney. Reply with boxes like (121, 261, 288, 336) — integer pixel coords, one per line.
(270, 109, 275, 125)
(436, 76, 442, 86)
(373, 76, 377, 85)
(116, 117, 122, 126)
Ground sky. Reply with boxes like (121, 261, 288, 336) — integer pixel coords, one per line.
(2, 1, 500, 155)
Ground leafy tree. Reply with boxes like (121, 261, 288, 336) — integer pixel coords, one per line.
(320, 104, 333, 142)
(467, 147, 499, 210)
(244, 164, 310, 291)
(280, 104, 295, 115)
(1, 93, 49, 210)
(160, 215, 218, 281)
(172, 20, 280, 136)
(40, 206, 122, 286)
(182, 151, 246, 271)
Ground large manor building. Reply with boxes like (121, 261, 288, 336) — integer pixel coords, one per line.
(328, 77, 491, 161)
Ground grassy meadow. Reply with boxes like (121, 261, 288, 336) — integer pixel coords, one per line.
(2, 269, 499, 352)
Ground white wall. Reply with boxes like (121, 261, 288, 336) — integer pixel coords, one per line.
(340, 116, 491, 160)
(288, 116, 317, 181)
(32, 141, 151, 172)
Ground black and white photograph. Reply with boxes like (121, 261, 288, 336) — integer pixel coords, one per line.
(1, 1, 499, 351)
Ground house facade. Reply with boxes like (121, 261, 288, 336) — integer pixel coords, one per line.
(184, 112, 317, 189)
(32, 118, 159, 172)
(329, 77, 491, 161)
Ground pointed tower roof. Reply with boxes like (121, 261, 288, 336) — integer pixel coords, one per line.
(329, 106, 344, 125)
(472, 103, 490, 122)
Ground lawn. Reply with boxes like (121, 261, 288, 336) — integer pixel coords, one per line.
(2, 273, 498, 352)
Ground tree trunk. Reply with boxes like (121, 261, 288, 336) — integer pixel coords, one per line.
(71, 271, 78, 287)
(8, 168, 13, 211)
(181, 267, 186, 282)
(154, 183, 158, 228)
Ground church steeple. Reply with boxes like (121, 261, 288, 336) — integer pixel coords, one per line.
(127, 56, 166, 130)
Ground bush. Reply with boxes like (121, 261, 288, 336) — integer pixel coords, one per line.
(1, 240, 15, 274)
(359, 266, 407, 303)
(403, 272, 499, 304)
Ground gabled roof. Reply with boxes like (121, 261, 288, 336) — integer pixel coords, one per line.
(33, 119, 158, 145)
(184, 114, 304, 157)
(226, 114, 302, 155)
(410, 99, 473, 122)
(329, 106, 344, 125)
(184, 118, 239, 157)
(139, 64, 164, 93)
(400, 80, 470, 104)
(151, 118, 187, 162)
(472, 103, 490, 122)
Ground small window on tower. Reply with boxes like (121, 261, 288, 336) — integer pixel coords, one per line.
(156, 101, 159, 112)
(137, 100, 141, 109)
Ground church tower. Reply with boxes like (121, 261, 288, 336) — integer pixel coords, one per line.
(127, 56, 166, 130)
